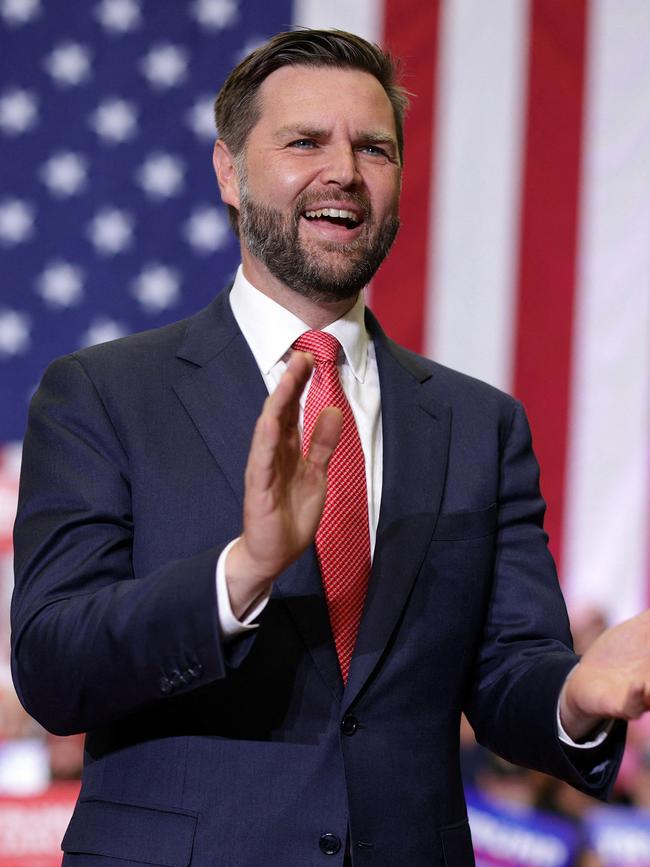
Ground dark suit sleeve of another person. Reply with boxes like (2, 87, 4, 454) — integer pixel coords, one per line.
(11, 326, 252, 736)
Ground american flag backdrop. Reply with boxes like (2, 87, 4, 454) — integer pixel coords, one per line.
(1, 0, 649, 675)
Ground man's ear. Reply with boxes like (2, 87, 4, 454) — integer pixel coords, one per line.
(213, 139, 240, 210)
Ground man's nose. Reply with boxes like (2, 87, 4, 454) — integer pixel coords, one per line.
(319, 144, 362, 188)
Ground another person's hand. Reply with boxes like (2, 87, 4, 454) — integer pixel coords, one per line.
(560, 609, 650, 741)
(225, 350, 342, 619)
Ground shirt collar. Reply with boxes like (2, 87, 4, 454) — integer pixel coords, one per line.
(228, 265, 369, 383)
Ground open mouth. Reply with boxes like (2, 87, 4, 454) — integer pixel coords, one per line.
(302, 207, 362, 231)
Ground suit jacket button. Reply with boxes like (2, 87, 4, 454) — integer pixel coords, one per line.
(319, 834, 341, 855)
(341, 714, 359, 736)
(159, 676, 172, 694)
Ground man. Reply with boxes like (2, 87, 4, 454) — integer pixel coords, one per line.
(10, 29, 650, 867)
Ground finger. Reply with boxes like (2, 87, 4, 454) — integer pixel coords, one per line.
(246, 355, 313, 486)
(245, 413, 281, 492)
(245, 352, 315, 491)
(305, 406, 343, 472)
(286, 348, 314, 383)
(264, 351, 313, 429)
(624, 681, 650, 719)
(281, 351, 313, 429)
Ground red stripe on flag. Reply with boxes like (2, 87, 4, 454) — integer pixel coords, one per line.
(372, 0, 441, 354)
(513, 0, 589, 570)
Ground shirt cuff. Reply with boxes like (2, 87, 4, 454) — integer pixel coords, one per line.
(216, 538, 271, 639)
(556, 694, 613, 749)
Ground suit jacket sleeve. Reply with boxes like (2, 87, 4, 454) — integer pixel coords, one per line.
(463, 399, 624, 797)
(11, 353, 231, 736)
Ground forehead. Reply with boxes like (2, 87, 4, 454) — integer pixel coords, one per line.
(253, 65, 397, 136)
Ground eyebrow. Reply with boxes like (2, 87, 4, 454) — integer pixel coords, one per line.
(273, 125, 328, 140)
(357, 131, 399, 149)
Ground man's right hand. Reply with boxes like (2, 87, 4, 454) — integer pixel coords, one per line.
(225, 350, 342, 620)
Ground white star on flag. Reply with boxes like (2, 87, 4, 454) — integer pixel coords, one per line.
(0, 0, 41, 26)
(81, 317, 128, 348)
(94, 0, 141, 34)
(184, 206, 230, 254)
(132, 264, 181, 313)
(0, 199, 34, 245)
(89, 98, 138, 144)
(36, 262, 85, 308)
(0, 310, 31, 356)
(40, 152, 87, 197)
(140, 44, 188, 89)
(0, 88, 38, 135)
(44, 42, 93, 87)
(0, 0, 292, 449)
(136, 153, 184, 199)
(87, 208, 134, 255)
(190, 0, 238, 30)
(186, 95, 216, 142)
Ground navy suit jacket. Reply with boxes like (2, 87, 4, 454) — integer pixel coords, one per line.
(11, 288, 623, 866)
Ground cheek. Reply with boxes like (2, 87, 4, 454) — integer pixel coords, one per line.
(367, 172, 401, 217)
(247, 157, 316, 204)
(387, 176, 402, 212)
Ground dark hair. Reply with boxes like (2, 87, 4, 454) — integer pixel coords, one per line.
(214, 28, 409, 232)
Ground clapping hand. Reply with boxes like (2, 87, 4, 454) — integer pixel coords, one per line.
(225, 350, 342, 619)
(560, 610, 650, 740)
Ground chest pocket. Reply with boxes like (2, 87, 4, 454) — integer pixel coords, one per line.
(433, 503, 497, 542)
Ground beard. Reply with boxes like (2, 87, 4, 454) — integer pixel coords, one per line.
(237, 186, 400, 303)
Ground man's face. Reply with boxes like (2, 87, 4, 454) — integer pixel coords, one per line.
(230, 65, 402, 302)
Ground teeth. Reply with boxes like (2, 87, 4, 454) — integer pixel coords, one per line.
(304, 208, 360, 223)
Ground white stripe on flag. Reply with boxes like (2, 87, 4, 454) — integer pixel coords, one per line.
(564, 0, 650, 622)
(425, 0, 529, 392)
(292, 0, 383, 42)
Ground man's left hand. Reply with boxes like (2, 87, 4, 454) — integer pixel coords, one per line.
(560, 609, 650, 741)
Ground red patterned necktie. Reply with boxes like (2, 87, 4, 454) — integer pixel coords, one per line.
(293, 331, 371, 683)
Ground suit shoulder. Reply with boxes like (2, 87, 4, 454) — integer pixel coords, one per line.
(70, 316, 192, 369)
(384, 337, 519, 413)
(42, 291, 230, 388)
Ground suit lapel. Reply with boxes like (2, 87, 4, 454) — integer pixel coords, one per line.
(344, 317, 451, 707)
(172, 289, 342, 699)
(172, 290, 268, 505)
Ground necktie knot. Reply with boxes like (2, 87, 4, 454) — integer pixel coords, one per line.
(293, 331, 340, 366)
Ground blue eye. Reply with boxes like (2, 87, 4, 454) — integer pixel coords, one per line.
(290, 139, 316, 149)
(360, 145, 387, 157)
